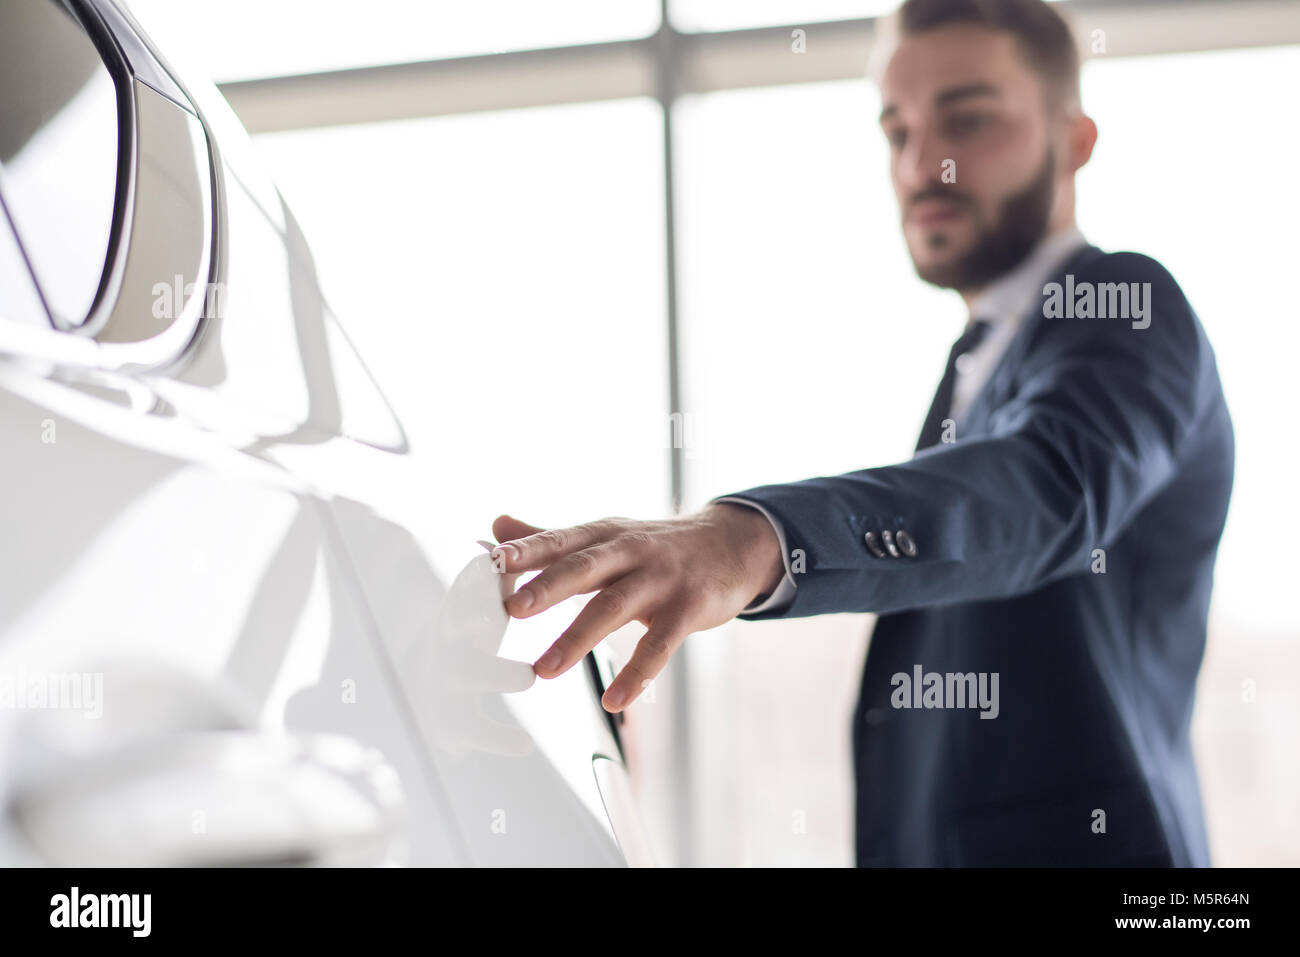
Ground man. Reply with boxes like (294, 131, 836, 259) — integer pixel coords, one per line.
(490, 0, 1233, 866)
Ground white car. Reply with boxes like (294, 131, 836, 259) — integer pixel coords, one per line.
(0, 0, 651, 867)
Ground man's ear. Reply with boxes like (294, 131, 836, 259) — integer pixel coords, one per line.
(1065, 111, 1099, 173)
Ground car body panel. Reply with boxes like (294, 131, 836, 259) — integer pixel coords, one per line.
(0, 0, 651, 867)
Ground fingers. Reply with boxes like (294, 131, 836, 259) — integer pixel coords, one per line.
(533, 571, 653, 679)
(505, 541, 634, 619)
(490, 513, 701, 712)
(491, 519, 615, 574)
(491, 514, 543, 546)
(601, 611, 691, 713)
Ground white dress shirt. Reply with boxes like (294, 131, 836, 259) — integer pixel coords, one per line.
(716, 226, 1090, 614)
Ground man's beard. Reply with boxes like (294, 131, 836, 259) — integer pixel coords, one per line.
(908, 148, 1056, 292)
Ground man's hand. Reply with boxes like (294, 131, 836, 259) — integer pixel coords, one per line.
(490, 504, 786, 713)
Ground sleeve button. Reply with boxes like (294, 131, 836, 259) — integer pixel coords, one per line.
(894, 529, 918, 557)
(881, 530, 901, 558)
(864, 531, 888, 559)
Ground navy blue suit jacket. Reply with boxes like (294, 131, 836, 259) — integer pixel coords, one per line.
(724, 245, 1234, 866)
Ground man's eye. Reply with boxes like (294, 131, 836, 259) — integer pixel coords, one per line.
(886, 128, 908, 150)
(947, 114, 991, 136)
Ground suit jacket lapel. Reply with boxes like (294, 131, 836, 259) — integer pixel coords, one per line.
(956, 243, 1106, 433)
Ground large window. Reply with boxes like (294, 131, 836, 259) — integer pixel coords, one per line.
(253, 100, 670, 580)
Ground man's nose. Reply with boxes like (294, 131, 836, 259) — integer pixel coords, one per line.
(896, 129, 949, 194)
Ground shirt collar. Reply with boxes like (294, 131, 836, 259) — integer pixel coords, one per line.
(967, 225, 1089, 326)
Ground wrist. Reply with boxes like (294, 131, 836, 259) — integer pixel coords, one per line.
(702, 501, 786, 600)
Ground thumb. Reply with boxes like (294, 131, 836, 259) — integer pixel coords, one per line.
(492, 514, 545, 544)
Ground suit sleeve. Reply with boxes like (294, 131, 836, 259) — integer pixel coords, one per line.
(720, 253, 1220, 620)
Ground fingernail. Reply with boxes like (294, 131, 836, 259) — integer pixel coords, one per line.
(512, 588, 534, 613)
(604, 686, 627, 710)
(536, 647, 562, 673)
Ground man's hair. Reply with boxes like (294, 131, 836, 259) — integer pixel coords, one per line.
(874, 0, 1082, 112)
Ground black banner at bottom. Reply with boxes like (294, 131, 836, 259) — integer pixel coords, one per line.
(0, 865, 1280, 942)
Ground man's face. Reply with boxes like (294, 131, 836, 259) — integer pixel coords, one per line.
(879, 24, 1061, 293)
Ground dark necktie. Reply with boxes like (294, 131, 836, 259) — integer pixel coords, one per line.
(914, 318, 992, 451)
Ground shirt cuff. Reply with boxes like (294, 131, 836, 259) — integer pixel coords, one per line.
(711, 496, 797, 614)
